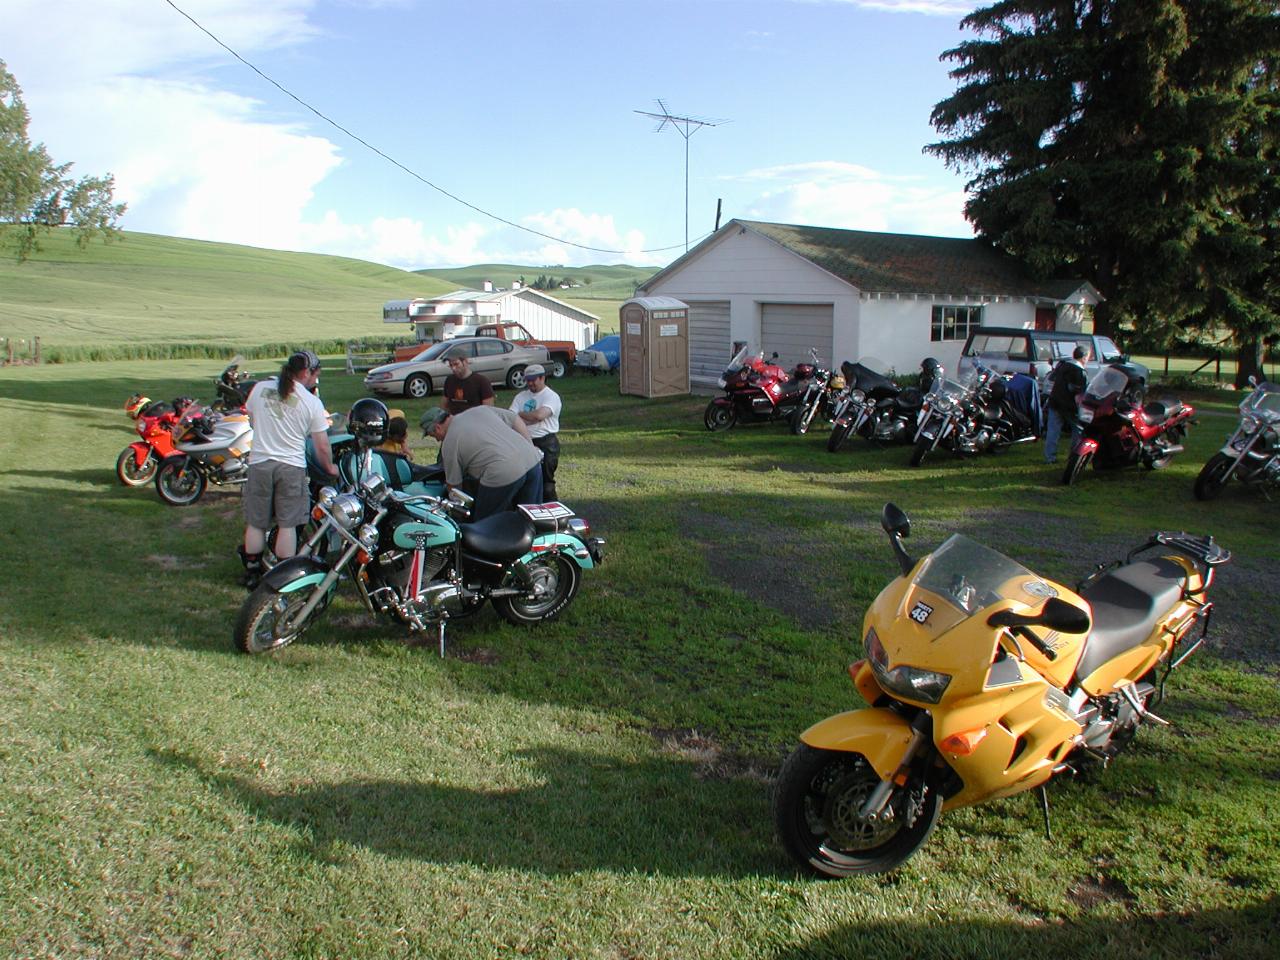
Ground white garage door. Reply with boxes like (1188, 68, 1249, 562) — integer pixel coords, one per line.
(687, 301, 731, 384)
(761, 303, 834, 370)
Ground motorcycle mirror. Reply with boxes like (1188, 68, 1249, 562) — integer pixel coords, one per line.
(1039, 597, 1091, 634)
(881, 503, 911, 539)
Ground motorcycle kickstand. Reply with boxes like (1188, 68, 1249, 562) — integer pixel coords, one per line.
(438, 620, 447, 659)
(1038, 784, 1052, 841)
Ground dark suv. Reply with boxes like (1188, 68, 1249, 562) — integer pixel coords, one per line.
(958, 327, 1148, 393)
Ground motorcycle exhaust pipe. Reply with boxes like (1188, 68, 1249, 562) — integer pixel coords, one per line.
(1156, 444, 1185, 455)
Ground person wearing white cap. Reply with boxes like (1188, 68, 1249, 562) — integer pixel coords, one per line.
(508, 363, 562, 500)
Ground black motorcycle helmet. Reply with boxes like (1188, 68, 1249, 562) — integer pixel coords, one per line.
(349, 397, 389, 447)
(920, 357, 941, 377)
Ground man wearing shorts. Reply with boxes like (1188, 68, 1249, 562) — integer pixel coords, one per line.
(239, 350, 338, 588)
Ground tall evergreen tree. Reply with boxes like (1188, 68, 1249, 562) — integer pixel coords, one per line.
(0, 59, 126, 260)
(928, 1, 1280, 381)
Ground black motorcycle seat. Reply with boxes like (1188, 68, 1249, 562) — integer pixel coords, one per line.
(1075, 557, 1186, 682)
(1142, 400, 1184, 425)
(896, 387, 923, 408)
(459, 511, 535, 561)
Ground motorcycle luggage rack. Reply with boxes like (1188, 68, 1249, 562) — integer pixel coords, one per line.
(1126, 531, 1231, 568)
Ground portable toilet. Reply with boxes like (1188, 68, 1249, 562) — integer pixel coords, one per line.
(619, 297, 689, 397)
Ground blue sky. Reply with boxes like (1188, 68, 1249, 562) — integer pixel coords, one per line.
(7, 0, 980, 269)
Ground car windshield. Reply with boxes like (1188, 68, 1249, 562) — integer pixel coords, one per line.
(1084, 365, 1130, 399)
(914, 534, 1040, 615)
(1242, 381, 1280, 421)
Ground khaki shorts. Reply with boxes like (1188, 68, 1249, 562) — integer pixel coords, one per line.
(244, 460, 310, 529)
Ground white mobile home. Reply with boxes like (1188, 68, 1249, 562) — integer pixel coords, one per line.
(384, 288, 599, 349)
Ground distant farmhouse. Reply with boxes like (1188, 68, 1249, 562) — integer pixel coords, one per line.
(637, 219, 1101, 385)
(384, 285, 599, 350)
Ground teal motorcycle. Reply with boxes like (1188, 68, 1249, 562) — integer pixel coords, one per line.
(233, 457, 604, 656)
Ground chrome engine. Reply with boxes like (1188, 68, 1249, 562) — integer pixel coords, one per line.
(1069, 681, 1154, 759)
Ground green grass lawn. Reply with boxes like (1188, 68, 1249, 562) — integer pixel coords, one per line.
(1, 360, 1276, 959)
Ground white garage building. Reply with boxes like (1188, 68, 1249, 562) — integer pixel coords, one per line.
(636, 219, 1101, 387)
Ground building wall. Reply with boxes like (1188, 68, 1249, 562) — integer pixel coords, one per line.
(642, 228, 859, 371)
(858, 297, 1038, 375)
(501, 292, 599, 349)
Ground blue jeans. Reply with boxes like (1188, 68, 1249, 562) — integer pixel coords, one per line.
(472, 463, 544, 519)
(1043, 407, 1082, 463)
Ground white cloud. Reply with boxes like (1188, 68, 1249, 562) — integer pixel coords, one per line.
(727, 161, 972, 238)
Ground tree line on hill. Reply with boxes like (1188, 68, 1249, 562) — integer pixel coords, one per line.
(928, 0, 1280, 386)
(0, 60, 125, 261)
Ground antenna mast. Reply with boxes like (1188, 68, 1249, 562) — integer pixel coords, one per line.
(634, 100, 727, 252)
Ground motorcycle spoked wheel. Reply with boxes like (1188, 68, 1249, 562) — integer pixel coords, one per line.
(116, 448, 158, 486)
(1062, 451, 1093, 486)
(492, 554, 581, 626)
(704, 401, 737, 432)
(234, 584, 330, 654)
(155, 459, 208, 506)
(1194, 453, 1235, 501)
(790, 399, 820, 436)
(774, 744, 942, 877)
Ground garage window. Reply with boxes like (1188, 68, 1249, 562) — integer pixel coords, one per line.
(931, 305, 983, 342)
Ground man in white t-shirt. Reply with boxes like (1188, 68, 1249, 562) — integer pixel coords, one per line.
(239, 350, 338, 588)
(508, 363, 562, 500)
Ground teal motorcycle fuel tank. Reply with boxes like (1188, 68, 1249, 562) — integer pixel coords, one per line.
(391, 507, 459, 549)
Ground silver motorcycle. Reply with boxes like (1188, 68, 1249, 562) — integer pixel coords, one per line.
(1193, 377, 1280, 500)
(154, 402, 253, 506)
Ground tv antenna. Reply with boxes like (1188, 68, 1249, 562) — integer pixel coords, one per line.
(635, 100, 728, 252)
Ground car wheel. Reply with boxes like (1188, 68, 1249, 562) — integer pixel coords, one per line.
(405, 374, 432, 398)
(549, 358, 568, 378)
(506, 365, 527, 390)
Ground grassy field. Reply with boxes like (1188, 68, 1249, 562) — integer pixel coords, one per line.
(0, 355, 1276, 959)
(0, 228, 452, 359)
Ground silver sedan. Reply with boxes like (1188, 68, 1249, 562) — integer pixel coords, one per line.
(362, 337, 550, 398)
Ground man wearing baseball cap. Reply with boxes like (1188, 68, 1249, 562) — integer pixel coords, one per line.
(421, 404, 543, 519)
(508, 363, 562, 500)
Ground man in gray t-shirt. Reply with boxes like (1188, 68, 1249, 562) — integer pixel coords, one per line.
(423, 406, 543, 518)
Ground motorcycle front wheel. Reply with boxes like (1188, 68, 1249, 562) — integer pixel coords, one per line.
(116, 448, 157, 486)
(1062, 451, 1093, 486)
(704, 401, 737, 432)
(1194, 453, 1235, 500)
(790, 400, 818, 436)
(493, 554, 581, 625)
(909, 436, 933, 467)
(827, 421, 854, 453)
(774, 743, 942, 878)
(155, 459, 207, 506)
(234, 585, 325, 654)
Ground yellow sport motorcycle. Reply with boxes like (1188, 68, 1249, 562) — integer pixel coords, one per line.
(774, 504, 1229, 876)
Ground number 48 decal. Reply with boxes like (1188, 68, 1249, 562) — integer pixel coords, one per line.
(909, 601, 934, 625)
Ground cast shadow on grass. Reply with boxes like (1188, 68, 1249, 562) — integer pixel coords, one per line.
(150, 745, 782, 880)
(772, 896, 1279, 960)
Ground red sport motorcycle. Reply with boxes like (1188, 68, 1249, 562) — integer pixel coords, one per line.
(703, 346, 816, 431)
(1062, 366, 1194, 485)
(117, 394, 193, 487)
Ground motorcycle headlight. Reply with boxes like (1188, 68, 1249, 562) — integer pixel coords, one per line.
(316, 485, 339, 508)
(865, 627, 952, 704)
(851, 389, 866, 403)
(330, 493, 364, 529)
(830, 375, 846, 390)
(1240, 415, 1260, 434)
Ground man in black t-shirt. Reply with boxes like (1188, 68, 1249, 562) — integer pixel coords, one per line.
(1043, 345, 1089, 464)
(440, 354, 494, 416)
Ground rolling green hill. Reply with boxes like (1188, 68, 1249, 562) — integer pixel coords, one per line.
(415, 262, 658, 300)
(0, 228, 453, 359)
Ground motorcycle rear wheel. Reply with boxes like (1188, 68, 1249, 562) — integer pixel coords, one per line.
(704, 401, 737, 432)
(1194, 453, 1235, 501)
(116, 448, 157, 486)
(827, 422, 854, 453)
(234, 585, 322, 654)
(774, 743, 942, 877)
(493, 554, 581, 625)
(1062, 451, 1092, 486)
(155, 459, 207, 506)
(909, 437, 932, 467)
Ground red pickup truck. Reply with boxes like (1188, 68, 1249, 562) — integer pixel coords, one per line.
(394, 321, 577, 376)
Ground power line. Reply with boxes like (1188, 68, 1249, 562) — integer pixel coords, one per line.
(162, 0, 707, 256)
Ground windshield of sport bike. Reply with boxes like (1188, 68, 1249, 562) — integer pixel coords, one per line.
(1085, 365, 1129, 400)
(172, 402, 209, 439)
(1242, 382, 1280, 422)
(913, 534, 1039, 616)
(724, 346, 761, 374)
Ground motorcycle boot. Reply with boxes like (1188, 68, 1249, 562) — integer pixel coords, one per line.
(238, 546, 264, 590)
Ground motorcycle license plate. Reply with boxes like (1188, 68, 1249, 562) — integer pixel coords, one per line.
(1078, 409, 1094, 423)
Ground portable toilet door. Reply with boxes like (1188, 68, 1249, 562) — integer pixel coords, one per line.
(619, 297, 690, 397)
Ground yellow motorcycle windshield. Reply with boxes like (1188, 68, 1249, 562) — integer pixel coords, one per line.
(913, 535, 1058, 616)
